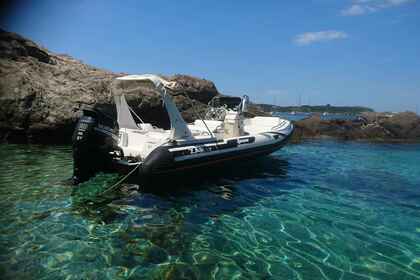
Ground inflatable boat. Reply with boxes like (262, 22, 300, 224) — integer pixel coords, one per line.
(72, 74, 294, 184)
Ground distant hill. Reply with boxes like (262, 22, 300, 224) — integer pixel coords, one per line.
(257, 104, 374, 114)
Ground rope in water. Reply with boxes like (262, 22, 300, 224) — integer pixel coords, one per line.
(98, 137, 172, 197)
(99, 163, 142, 196)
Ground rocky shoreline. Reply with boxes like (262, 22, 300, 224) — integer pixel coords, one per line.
(291, 112, 420, 143)
(1, 29, 419, 144)
(0, 29, 221, 143)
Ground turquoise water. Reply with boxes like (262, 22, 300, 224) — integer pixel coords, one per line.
(0, 141, 419, 279)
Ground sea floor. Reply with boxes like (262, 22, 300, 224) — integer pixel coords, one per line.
(0, 141, 419, 279)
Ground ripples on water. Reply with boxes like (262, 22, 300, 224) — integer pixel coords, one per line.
(0, 142, 419, 279)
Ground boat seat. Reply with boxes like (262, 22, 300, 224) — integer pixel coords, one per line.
(119, 128, 170, 158)
(188, 120, 223, 137)
(243, 117, 291, 134)
(191, 120, 222, 132)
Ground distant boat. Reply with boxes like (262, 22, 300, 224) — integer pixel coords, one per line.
(72, 74, 294, 184)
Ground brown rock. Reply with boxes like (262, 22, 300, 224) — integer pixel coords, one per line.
(379, 112, 420, 139)
(0, 28, 52, 64)
(0, 29, 219, 143)
(292, 112, 420, 142)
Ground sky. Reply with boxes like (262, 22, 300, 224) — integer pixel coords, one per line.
(1, 0, 420, 112)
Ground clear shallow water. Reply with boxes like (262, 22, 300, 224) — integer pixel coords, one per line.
(0, 142, 419, 280)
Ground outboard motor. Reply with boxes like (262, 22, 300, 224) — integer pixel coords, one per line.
(72, 108, 119, 184)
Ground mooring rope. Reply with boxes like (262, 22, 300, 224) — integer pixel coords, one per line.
(99, 163, 142, 196)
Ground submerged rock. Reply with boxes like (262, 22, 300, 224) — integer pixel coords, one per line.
(153, 262, 199, 280)
(0, 29, 219, 144)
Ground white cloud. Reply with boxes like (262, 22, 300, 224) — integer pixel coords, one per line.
(293, 31, 348, 46)
(341, 0, 414, 16)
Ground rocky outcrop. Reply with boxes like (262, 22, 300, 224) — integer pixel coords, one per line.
(292, 112, 420, 142)
(0, 29, 52, 64)
(377, 112, 420, 139)
(0, 29, 219, 143)
(1, 29, 418, 144)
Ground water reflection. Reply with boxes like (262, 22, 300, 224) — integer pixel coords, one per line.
(70, 156, 290, 221)
(139, 155, 290, 192)
(67, 156, 292, 275)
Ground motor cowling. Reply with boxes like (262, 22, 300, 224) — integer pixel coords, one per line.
(72, 108, 119, 184)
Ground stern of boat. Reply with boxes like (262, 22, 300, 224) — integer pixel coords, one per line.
(72, 108, 120, 184)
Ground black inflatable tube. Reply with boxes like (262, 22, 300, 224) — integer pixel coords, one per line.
(138, 130, 293, 178)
